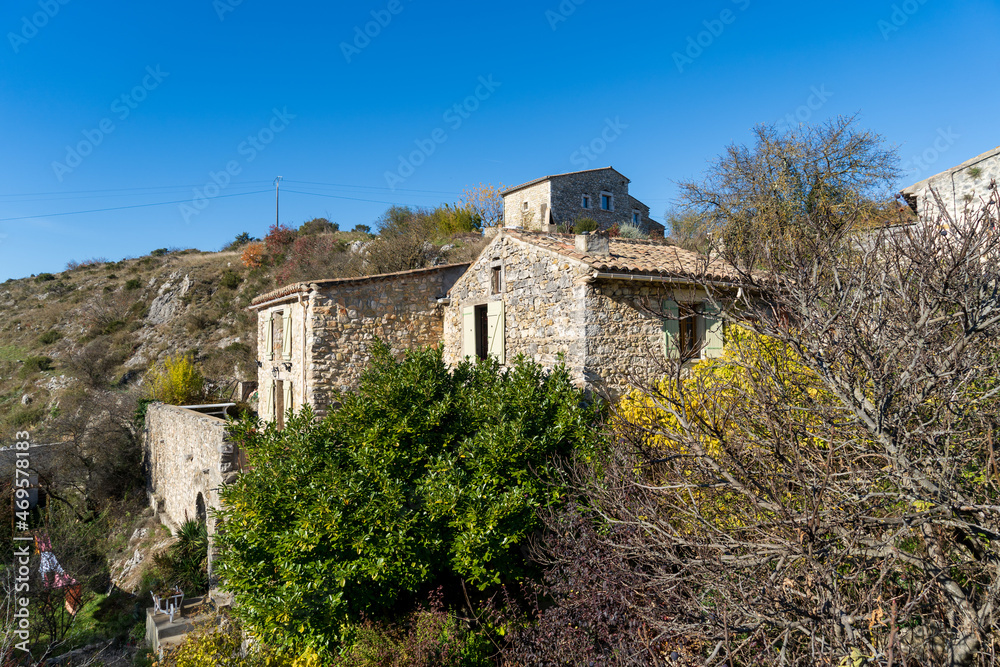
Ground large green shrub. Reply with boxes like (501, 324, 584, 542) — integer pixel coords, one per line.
(216, 343, 598, 657)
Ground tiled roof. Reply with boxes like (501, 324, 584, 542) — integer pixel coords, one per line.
(249, 262, 471, 308)
(506, 231, 743, 283)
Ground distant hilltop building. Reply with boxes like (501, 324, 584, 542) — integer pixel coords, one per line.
(501, 167, 665, 236)
(902, 145, 1000, 222)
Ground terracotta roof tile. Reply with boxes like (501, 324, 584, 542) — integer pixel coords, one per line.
(506, 231, 742, 283)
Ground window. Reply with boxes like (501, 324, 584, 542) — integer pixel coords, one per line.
(582, 195, 591, 209)
(267, 310, 292, 362)
(663, 300, 724, 361)
(522, 201, 529, 211)
(632, 210, 641, 225)
(491, 265, 502, 295)
(601, 192, 614, 211)
(462, 301, 506, 363)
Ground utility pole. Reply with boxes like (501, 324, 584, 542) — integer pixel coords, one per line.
(274, 176, 283, 228)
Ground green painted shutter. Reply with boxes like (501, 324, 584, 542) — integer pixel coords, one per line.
(703, 304, 724, 359)
(462, 306, 476, 358)
(282, 311, 293, 361)
(663, 300, 679, 359)
(284, 380, 293, 414)
(265, 312, 274, 361)
(487, 300, 505, 364)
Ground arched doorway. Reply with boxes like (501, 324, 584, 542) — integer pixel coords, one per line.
(195, 493, 207, 523)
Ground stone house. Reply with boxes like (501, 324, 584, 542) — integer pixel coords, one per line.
(248, 229, 740, 418)
(247, 263, 469, 422)
(902, 145, 1000, 222)
(502, 167, 666, 236)
(441, 230, 739, 399)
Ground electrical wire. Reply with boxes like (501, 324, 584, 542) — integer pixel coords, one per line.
(0, 189, 272, 223)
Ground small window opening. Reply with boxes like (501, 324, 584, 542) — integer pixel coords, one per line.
(271, 311, 283, 357)
(491, 266, 502, 295)
(582, 195, 591, 209)
(601, 193, 613, 211)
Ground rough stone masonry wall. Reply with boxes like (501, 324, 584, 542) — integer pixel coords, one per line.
(912, 151, 1000, 221)
(256, 298, 308, 420)
(549, 170, 632, 230)
(307, 266, 468, 411)
(503, 181, 551, 230)
(145, 403, 237, 532)
(443, 234, 589, 386)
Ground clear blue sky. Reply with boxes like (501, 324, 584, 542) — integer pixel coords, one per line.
(1, 0, 997, 280)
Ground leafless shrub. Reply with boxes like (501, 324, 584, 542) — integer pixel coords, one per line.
(553, 185, 1000, 666)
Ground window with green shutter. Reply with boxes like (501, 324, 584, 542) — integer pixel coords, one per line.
(487, 300, 505, 364)
(662, 300, 680, 359)
(282, 311, 293, 361)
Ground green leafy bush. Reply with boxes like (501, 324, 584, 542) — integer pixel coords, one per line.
(38, 330, 62, 345)
(299, 217, 339, 235)
(220, 270, 242, 289)
(35, 272, 56, 282)
(352, 224, 371, 234)
(573, 217, 598, 233)
(617, 223, 648, 239)
(151, 248, 170, 257)
(124, 278, 142, 290)
(217, 343, 598, 657)
(22, 355, 54, 374)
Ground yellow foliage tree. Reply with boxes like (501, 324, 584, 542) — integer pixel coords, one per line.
(461, 182, 506, 228)
(146, 354, 205, 405)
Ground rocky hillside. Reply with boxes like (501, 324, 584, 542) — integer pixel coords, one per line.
(0, 224, 488, 438)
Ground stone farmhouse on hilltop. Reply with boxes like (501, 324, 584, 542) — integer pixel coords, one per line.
(902, 145, 1000, 222)
(501, 167, 666, 236)
(249, 227, 741, 424)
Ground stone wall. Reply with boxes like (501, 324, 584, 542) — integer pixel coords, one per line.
(145, 403, 237, 531)
(443, 233, 591, 385)
(906, 148, 1000, 221)
(503, 181, 551, 230)
(549, 169, 632, 231)
(307, 265, 468, 411)
(583, 280, 708, 399)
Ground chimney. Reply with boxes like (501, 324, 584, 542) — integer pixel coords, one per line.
(575, 230, 610, 256)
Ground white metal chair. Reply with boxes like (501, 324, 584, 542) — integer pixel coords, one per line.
(151, 587, 184, 622)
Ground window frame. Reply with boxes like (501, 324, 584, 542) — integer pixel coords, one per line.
(632, 209, 641, 225)
(600, 192, 614, 212)
(581, 194, 591, 209)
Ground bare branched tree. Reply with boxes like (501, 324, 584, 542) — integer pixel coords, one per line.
(529, 121, 1000, 664)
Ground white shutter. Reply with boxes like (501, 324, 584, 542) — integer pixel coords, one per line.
(268, 380, 276, 420)
(284, 381, 293, 414)
(265, 312, 274, 361)
(663, 300, 680, 360)
(462, 306, 476, 358)
(487, 300, 505, 365)
(703, 304, 724, 359)
(282, 311, 293, 361)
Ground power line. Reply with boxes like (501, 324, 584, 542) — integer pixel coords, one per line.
(0, 189, 271, 223)
(283, 179, 461, 196)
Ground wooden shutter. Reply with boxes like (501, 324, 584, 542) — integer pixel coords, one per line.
(487, 300, 505, 364)
(462, 306, 476, 358)
(284, 381, 293, 414)
(663, 300, 680, 360)
(267, 380, 276, 420)
(265, 312, 274, 361)
(703, 304, 724, 359)
(282, 311, 293, 361)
